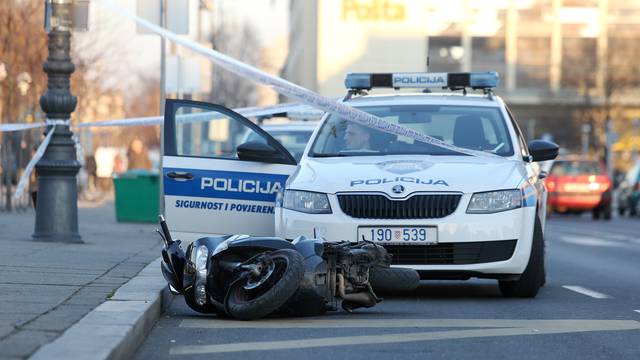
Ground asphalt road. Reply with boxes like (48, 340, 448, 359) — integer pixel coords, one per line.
(136, 215, 640, 359)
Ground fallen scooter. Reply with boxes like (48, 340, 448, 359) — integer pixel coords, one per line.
(158, 216, 393, 320)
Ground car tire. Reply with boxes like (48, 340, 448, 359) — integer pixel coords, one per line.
(369, 267, 420, 293)
(499, 217, 544, 298)
(225, 249, 304, 320)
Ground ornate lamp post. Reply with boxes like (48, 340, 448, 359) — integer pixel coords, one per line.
(33, 0, 82, 243)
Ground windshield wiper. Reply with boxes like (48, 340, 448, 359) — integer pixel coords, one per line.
(309, 152, 348, 158)
(309, 150, 380, 158)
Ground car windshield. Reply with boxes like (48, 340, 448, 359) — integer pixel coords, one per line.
(550, 161, 602, 176)
(246, 129, 313, 162)
(309, 105, 513, 157)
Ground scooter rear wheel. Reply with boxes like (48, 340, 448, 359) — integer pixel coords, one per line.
(225, 249, 304, 320)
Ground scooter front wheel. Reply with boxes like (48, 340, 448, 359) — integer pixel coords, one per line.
(225, 249, 304, 320)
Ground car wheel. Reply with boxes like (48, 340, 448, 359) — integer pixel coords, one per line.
(499, 217, 544, 298)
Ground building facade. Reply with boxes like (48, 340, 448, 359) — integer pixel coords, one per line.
(283, 0, 640, 150)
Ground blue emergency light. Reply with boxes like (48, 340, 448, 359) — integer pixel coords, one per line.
(344, 72, 500, 91)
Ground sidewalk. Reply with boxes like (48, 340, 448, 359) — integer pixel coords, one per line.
(0, 197, 162, 359)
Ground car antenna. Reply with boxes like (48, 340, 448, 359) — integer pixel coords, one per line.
(421, 56, 432, 94)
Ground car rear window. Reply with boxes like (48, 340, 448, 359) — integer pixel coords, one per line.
(550, 161, 602, 176)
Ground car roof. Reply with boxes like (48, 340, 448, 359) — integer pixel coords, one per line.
(344, 92, 503, 108)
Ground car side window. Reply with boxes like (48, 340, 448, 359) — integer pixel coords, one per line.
(174, 106, 268, 159)
(505, 107, 529, 158)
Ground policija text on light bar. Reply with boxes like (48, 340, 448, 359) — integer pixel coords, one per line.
(344, 72, 500, 91)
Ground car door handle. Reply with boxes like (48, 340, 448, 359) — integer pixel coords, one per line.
(166, 171, 194, 181)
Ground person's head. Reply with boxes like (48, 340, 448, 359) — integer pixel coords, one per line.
(344, 123, 371, 150)
(130, 139, 144, 154)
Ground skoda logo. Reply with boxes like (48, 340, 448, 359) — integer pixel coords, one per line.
(392, 185, 405, 194)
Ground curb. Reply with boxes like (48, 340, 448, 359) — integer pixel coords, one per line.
(30, 257, 171, 360)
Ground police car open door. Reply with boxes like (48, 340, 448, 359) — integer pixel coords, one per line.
(163, 99, 297, 240)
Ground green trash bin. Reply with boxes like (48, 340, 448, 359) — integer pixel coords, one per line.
(113, 169, 160, 223)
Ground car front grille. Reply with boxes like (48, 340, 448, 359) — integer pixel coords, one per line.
(337, 193, 461, 219)
(384, 240, 517, 265)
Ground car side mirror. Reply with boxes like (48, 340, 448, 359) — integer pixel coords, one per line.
(527, 140, 559, 162)
(237, 141, 288, 164)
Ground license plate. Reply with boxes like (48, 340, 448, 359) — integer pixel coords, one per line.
(358, 226, 437, 244)
(564, 183, 590, 192)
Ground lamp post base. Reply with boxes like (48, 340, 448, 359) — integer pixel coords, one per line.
(32, 232, 82, 244)
(32, 126, 83, 244)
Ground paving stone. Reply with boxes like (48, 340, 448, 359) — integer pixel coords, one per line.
(0, 272, 98, 286)
(62, 285, 117, 305)
(22, 304, 97, 331)
(0, 312, 38, 326)
(0, 266, 103, 276)
(84, 284, 120, 292)
(64, 294, 109, 306)
(0, 284, 78, 305)
(0, 330, 59, 358)
(91, 277, 130, 286)
(0, 325, 14, 338)
(0, 302, 54, 314)
(0, 199, 162, 354)
(104, 263, 148, 278)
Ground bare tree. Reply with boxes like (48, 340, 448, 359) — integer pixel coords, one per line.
(0, 0, 131, 209)
(206, 21, 262, 108)
(562, 37, 640, 160)
(0, 0, 49, 210)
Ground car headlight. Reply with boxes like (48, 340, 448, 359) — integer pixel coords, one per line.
(283, 190, 332, 214)
(466, 189, 522, 214)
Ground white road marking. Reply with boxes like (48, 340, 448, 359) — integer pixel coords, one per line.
(562, 285, 611, 299)
(550, 226, 639, 245)
(557, 235, 624, 248)
(634, 310, 640, 314)
(180, 318, 621, 329)
(170, 319, 640, 355)
(608, 234, 636, 241)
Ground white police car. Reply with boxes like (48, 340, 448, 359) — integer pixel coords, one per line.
(243, 122, 319, 162)
(162, 72, 558, 297)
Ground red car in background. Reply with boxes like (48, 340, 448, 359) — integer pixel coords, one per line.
(546, 159, 612, 220)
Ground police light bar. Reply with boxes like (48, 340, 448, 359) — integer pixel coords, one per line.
(344, 72, 500, 91)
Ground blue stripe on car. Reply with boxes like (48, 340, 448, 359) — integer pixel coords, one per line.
(522, 182, 538, 207)
(164, 167, 288, 202)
